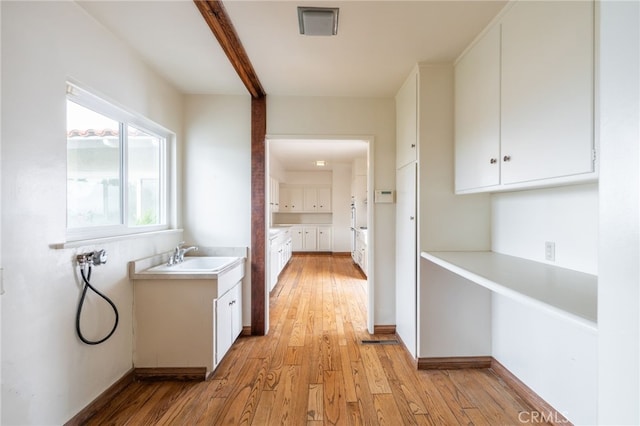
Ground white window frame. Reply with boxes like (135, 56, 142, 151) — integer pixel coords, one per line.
(66, 82, 173, 242)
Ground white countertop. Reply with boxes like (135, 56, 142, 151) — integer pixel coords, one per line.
(421, 251, 597, 329)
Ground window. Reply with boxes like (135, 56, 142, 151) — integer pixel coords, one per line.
(66, 83, 171, 240)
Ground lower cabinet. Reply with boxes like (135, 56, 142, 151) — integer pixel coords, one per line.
(317, 226, 332, 251)
(214, 282, 242, 367)
(291, 225, 332, 252)
(355, 230, 368, 276)
(270, 228, 292, 291)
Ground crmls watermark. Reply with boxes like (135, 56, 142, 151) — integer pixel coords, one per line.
(518, 410, 570, 424)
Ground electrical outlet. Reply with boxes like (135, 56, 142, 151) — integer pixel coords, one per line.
(545, 242, 556, 262)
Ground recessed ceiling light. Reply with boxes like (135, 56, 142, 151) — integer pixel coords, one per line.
(315, 160, 326, 167)
(298, 7, 339, 36)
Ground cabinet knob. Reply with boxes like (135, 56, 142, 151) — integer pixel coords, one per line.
(503, 155, 511, 162)
(490, 158, 497, 164)
(410, 216, 415, 220)
(411, 144, 416, 148)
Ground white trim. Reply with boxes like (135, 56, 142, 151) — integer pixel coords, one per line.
(65, 81, 174, 241)
(51, 228, 183, 250)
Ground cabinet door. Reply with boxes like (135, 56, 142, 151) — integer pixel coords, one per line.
(269, 242, 279, 290)
(303, 187, 317, 211)
(317, 226, 332, 251)
(396, 70, 418, 169)
(291, 226, 304, 251)
(215, 290, 233, 365)
(288, 187, 304, 212)
(501, 0, 594, 185)
(303, 226, 317, 251)
(395, 162, 417, 358)
(230, 284, 242, 339)
(279, 186, 290, 211)
(316, 187, 332, 212)
(272, 178, 279, 212)
(454, 25, 501, 192)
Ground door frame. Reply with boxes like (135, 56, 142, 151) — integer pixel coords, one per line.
(263, 135, 375, 334)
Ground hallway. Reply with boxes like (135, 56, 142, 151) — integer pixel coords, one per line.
(85, 254, 544, 424)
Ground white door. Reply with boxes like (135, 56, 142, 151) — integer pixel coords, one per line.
(395, 163, 417, 357)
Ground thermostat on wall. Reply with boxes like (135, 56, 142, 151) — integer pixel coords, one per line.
(374, 190, 395, 203)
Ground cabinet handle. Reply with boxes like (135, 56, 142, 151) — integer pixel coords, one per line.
(410, 216, 415, 220)
(503, 155, 511, 162)
(490, 158, 497, 164)
(411, 144, 416, 148)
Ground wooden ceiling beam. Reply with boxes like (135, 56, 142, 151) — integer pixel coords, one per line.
(194, 0, 266, 98)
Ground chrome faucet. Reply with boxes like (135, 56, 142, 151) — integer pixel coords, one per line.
(167, 242, 199, 265)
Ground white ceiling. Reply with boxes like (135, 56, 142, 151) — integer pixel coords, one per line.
(269, 138, 368, 171)
(78, 0, 506, 97)
(77, 0, 506, 170)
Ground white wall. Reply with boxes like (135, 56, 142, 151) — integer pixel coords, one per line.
(1, 3, 183, 424)
(418, 64, 491, 252)
(183, 95, 252, 325)
(283, 171, 331, 185)
(597, 1, 640, 423)
(267, 96, 396, 325)
(492, 184, 598, 274)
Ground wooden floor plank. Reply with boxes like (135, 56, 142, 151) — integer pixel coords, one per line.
(83, 254, 545, 426)
(323, 370, 347, 425)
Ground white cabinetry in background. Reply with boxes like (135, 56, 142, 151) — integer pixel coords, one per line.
(317, 226, 332, 252)
(280, 186, 303, 212)
(354, 229, 368, 276)
(455, 0, 595, 193)
(303, 227, 317, 251)
(269, 228, 292, 291)
(279, 185, 331, 212)
(291, 225, 332, 252)
(269, 177, 280, 212)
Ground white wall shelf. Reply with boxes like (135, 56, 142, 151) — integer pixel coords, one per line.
(421, 251, 597, 330)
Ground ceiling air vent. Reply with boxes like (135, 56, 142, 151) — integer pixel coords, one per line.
(297, 7, 339, 36)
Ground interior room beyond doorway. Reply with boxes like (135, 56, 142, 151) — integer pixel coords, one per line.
(266, 137, 372, 330)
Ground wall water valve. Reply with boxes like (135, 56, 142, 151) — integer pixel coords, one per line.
(76, 249, 108, 267)
(74, 248, 118, 345)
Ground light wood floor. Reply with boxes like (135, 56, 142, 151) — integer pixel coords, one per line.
(86, 254, 545, 425)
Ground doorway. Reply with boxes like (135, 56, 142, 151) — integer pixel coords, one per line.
(265, 136, 374, 334)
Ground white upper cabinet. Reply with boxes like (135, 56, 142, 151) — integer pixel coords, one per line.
(454, 0, 596, 193)
(303, 186, 331, 212)
(454, 25, 501, 192)
(269, 177, 280, 212)
(396, 69, 418, 169)
(501, 0, 594, 185)
(316, 187, 332, 212)
(280, 186, 303, 211)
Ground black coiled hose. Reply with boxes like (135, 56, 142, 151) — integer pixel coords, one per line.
(76, 265, 119, 345)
